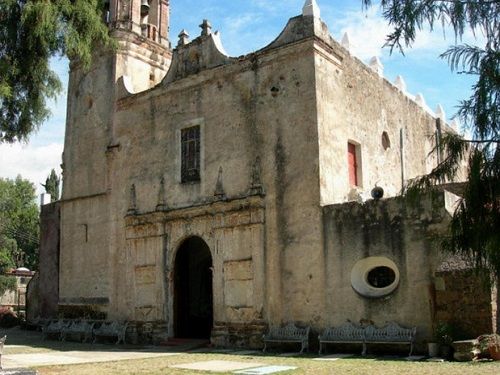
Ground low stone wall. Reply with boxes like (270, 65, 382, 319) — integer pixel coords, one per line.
(435, 269, 496, 337)
(211, 321, 268, 349)
(321, 193, 449, 343)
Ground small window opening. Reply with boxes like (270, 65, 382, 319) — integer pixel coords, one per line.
(348, 142, 360, 186)
(181, 126, 201, 183)
(81, 224, 88, 243)
(382, 131, 391, 150)
(103, 0, 110, 24)
(367, 266, 396, 288)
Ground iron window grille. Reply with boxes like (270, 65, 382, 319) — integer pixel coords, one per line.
(181, 126, 201, 183)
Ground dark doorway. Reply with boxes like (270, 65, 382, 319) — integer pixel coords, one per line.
(174, 236, 213, 339)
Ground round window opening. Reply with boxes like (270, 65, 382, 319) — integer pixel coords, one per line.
(367, 266, 396, 288)
(351, 257, 400, 298)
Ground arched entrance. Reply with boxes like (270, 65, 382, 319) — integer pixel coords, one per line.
(174, 236, 213, 339)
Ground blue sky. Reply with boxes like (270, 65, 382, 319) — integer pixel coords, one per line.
(0, 0, 479, 194)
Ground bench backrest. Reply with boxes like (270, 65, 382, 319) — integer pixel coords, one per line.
(364, 322, 415, 342)
(48, 319, 69, 329)
(68, 320, 93, 330)
(322, 322, 365, 341)
(268, 323, 309, 340)
(95, 321, 127, 334)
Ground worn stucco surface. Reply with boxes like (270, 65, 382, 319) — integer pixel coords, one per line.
(56, 4, 464, 348)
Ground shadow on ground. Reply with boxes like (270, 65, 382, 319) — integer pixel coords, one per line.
(1, 326, 202, 354)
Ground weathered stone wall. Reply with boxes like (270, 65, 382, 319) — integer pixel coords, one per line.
(26, 273, 40, 322)
(38, 202, 60, 318)
(435, 270, 496, 337)
(56, 8, 474, 349)
(322, 193, 449, 342)
(124, 196, 266, 347)
(108, 24, 323, 329)
(60, 29, 171, 316)
(315, 32, 440, 205)
(59, 195, 111, 309)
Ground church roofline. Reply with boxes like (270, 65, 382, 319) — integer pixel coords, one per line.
(159, 8, 337, 86)
(115, 2, 457, 130)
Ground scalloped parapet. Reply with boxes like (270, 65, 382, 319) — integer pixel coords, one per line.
(341, 32, 350, 52)
(394, 75, 407, 92)
(414, 93, 426, 107)
(162, 11, 341, 85)
(369, 56, 383, 76)
(261, 14, 333, 53)
(435, 104, 446, 121)
(115, 75, 136, 99)
(162, 30, 232, 84)
(302, 0, 321, 18)
(450, 119, 460, 133)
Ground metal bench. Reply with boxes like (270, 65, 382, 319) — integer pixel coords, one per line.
(61, 320, 96, 343)
(0, 335, 6, 369)
(28, 316, 48, 331)
(364, 321, 416, 356)
(263, 323, 310, 353)
(43, 319, 70, 340)
(319, 321, 416, 356)
(318, 321, 365, 355)
(93, 321, 128, 344)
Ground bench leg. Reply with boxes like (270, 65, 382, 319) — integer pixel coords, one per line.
(319, 342, 323, 355)
(362, 343, 367, 356)
(409, 343, 414, 357)
(263, 342, 267, 353)
(300, 342, 305, 354)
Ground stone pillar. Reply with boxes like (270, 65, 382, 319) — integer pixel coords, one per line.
(159, 0, 170, 45)
(38, 202, 61, 318)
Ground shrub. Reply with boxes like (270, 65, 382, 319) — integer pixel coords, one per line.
(0, 307, 19, 328)
(0, 275, 16, 295)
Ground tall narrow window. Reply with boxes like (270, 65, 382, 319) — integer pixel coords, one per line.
(348, 142, 359, 186)
(181, 126, 200, 183)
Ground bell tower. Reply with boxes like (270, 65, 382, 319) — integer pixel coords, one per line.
(104, 0, 172, 90)
(59, 1, 173, 317)
(62, 0, 173, 200)
(107, 0, 171, 48)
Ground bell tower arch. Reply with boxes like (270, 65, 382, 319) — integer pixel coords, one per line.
(107, 0, 171, 48)
(105, 0, 172, 90)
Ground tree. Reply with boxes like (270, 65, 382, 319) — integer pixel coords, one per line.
(362, 1, 499, 276)
(41, 169, 60, 201)
(0, 176, 40, 270)
(0, 0, 112, 143)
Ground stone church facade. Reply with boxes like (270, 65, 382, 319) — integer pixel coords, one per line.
(44, 0, 497, 348)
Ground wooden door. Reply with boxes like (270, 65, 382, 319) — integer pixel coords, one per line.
(348, 143, 358, 186)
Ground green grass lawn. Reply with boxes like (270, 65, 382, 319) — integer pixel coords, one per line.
(36, 352, 500, 375)
(2, 327, 499, 375)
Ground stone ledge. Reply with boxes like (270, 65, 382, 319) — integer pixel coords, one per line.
(125, 195, 265, 239)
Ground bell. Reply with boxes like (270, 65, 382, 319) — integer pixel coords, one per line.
(141, 0, 150, 15)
